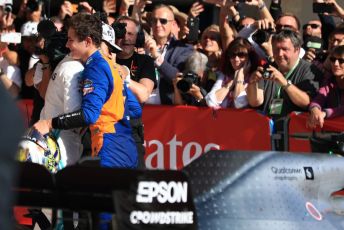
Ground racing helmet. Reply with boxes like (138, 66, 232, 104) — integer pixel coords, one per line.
(17, 128, 62, 173)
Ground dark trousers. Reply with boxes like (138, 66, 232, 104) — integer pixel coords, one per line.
(130, 118, 146, 169)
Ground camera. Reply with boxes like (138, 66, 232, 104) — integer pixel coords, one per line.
(303, 35, 327, 62)
(4, 3, 12, 13)
(177, 71, 200, 93)
(36, 20, 69, 66)
(259, 59, 272, 79)
(112, 22, 127, 39)
(26, 0, 42, 12)
(252, 28, 274, 45)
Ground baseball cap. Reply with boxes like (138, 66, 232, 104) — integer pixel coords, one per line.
(102, 22, 122, 53)
(20, 21, 38, 37)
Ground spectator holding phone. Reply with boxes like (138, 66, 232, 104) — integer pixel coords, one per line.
(307, 45, 344, 128)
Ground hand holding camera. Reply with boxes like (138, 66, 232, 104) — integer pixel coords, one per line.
(313, 0, 344, 18)
(176, 71, 201, 93)
(252, 19, 275, 46)
(254, 59, 282, 84)
(261, 63, 286, 86)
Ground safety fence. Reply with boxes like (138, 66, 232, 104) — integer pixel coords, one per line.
(287, 112, 344, 152)
(16, 100, 344, 170)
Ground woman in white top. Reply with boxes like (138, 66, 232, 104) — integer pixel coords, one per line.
(205, 37, 259, 109)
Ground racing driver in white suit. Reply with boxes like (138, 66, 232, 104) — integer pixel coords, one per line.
(39, 54, 84, 166)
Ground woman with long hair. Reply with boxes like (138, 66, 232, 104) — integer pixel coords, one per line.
(205, 37, 259, 108)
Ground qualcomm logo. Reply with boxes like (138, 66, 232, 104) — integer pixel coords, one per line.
(303, 167, 314, 180)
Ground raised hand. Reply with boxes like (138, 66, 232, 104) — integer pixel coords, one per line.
(189, 1, 204, 18)
(103, 0, 116, 15)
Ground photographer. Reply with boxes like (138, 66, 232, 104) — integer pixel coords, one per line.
(247, 29, 321, 150)
(173, 51, 210, 106)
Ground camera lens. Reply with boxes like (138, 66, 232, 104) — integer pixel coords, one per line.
(176, 72, 199, 93)
(177, 79, 192, 93)
(262, 70, 271, 79)
(4, 4, 12, 13)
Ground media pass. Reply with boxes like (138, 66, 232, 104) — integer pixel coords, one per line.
(113, 170, 197, 230)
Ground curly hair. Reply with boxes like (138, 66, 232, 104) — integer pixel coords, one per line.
(69, 13, 102, 48)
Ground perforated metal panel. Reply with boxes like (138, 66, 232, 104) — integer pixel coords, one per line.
(184, 151, 344, 230)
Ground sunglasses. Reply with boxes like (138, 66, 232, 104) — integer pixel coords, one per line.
(151, 18, 173, 25)
(330, 57, 344, 64)
(229, 52, 248, 59)
(203, 35, 219, 41)
(302, 23, 320, 30)
(276, 24, 295, 32)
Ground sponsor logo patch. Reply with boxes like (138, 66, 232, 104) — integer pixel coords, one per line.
(82, 79, 94, 95)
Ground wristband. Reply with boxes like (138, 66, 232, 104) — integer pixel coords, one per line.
(236, 80, 244, 84)
(309, 104, 322, 112)
(258, 2, 266, 10)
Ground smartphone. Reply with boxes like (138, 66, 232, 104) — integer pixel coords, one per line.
(1, 32, 21, 44)
(313, 2, 334, 14)
(186, 17, 200, 43)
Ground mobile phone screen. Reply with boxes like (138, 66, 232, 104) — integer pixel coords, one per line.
(186, 17, 200, 43)
(313, 2, 334, 14)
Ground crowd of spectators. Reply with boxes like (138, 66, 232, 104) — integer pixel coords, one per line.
(2, 0, 344, 148)
(3, 0, 344, 228)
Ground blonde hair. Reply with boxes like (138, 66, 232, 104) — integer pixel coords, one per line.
(201, 25, 221, 48)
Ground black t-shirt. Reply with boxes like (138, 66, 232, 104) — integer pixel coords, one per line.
(258, 59, 321, 116)
(117, 52, 157, 89)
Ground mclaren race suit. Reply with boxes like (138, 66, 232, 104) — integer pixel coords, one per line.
(52, 50, 138, 168)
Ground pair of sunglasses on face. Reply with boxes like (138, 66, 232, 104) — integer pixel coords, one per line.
(275, 24, 296, 32)
(330, 56, 344, 64)
(151, 18, 173, 25)
(229, 52, 248, 59)
(302, 23, 320, 30)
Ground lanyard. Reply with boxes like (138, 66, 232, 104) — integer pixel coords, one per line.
(275, 58, 300, 98)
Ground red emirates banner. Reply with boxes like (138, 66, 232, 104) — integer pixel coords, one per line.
(289, 112, 344, 152)
(14, 100, 273, 170)
(143, 105, 272, 170)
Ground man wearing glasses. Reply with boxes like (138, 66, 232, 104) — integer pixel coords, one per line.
(303, 20, 322, 39)
(145, 4, 193, 105)
(247, 29, 321, 150)
(275, 13, 300, 33)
